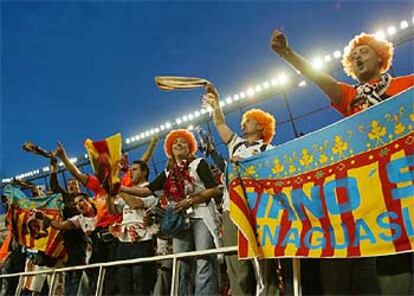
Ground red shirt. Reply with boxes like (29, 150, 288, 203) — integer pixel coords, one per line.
(85, 175, 122, 228)
(332, 74, 414, 117)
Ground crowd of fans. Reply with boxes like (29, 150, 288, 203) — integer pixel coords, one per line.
(0, 30, 413, 296)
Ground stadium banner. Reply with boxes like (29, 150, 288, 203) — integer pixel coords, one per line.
(227, 88, 414, 259)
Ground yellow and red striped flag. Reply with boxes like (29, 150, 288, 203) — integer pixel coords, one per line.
(84, 133, 122, 195)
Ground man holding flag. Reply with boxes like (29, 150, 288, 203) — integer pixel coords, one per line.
(202, 83, 279, 296)
(271, 29, 413, 295)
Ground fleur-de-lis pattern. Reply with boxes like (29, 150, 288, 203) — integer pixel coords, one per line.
(299, 149, 313, 168)
(367, 120, 387, 145)
(331, 136, 349, 158)
(226, 90, 413, 181)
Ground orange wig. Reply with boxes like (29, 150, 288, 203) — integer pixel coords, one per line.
(241, 109, 276, 144)
(342, 33, 394, 79)
(164, 129, 198, 157)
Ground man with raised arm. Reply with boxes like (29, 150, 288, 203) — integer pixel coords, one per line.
(203, 83, 279, 296)
(271, 30, 413, 295)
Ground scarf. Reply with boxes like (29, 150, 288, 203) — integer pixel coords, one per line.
(350, 73, 392, 109)
(163, 160, 194, 202)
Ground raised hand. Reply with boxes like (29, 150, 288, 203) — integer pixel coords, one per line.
(54, 141, 68, 160)
(202, 83, 220, 110)
(270, 30, 290, 56)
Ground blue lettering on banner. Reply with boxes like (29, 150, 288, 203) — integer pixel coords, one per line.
(377, 211, 402, 242)
(324, 177, 361, 215)
(261, 224, 281, 246)
(386, 155, 414, 200)
(304, 227, 326, 249)
(329, 224, 350, 249)
(353, 219, 376, 246)
(281, 228, 300, 248)
(291, 187, 324, 220)
(402, 207, 414, 237)
(268, 192, 297, 221)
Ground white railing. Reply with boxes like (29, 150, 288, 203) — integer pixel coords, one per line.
(0, 246, 302, 296)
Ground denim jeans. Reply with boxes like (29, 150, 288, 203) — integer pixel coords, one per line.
(173, 218, 218, 296)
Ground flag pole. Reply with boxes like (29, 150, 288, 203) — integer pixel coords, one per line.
(292, 258, 302, 296)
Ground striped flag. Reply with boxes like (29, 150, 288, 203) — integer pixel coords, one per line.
(227, 88, 414, 259)
(2, 185, 67, 260)
(84, 133, 123, 195)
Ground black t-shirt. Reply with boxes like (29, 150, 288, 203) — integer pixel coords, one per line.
(50, 172, 87, 264)
(147, 158, 217, 193)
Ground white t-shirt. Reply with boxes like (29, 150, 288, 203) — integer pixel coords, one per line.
(68, 214, 97, 234)
(223, 134, 273, 211)
(112, 182, 159, 242)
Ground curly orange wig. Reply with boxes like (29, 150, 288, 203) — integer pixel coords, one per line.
(164, 129, 198, 157)
(342, 33, 394, 79)
(241, 109, 276, 144)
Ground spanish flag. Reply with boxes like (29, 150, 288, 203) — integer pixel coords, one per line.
(84, 133, 122, 195)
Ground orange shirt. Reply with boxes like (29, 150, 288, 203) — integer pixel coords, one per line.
(85, 175, 122, 228)
(332, 74, 414, 117)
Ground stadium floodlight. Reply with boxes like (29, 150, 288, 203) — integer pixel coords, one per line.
(225, 97, 233, 104)
(188, 113, 194, 121)
(262, 81, 270, 89)
(182, 115, 188, 122)
(233, 94, 240, 101)
(374, 30, 386, 40)
(298, 80, 307, 87)
(270, 78, 278, 86)
(194, 110, 201, 117)
(247, 88, 255, 97)
(278, 73, 288, 85)
(324, 54, 332, 63)
(333, 50, 342, 59)
(239, 92, 246, 99)
(387, 26, 397, 36)
(312, 58, 324, 70)
(155, 128, 160, 133)
(165, 122, 172, 129)
(255, 85, 263, 92)
(176, 118, 182, 125)
(400, 20, 409, 29)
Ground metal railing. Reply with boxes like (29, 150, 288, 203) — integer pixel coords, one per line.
(0, 245, 303, 296)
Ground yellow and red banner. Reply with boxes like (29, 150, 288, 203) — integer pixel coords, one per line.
(84, 133, 122, 195)
(227, 88, 414, 259)
(2, 185, 67, 260)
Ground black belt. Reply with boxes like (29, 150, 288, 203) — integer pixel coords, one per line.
(92, 227, 115, 243)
